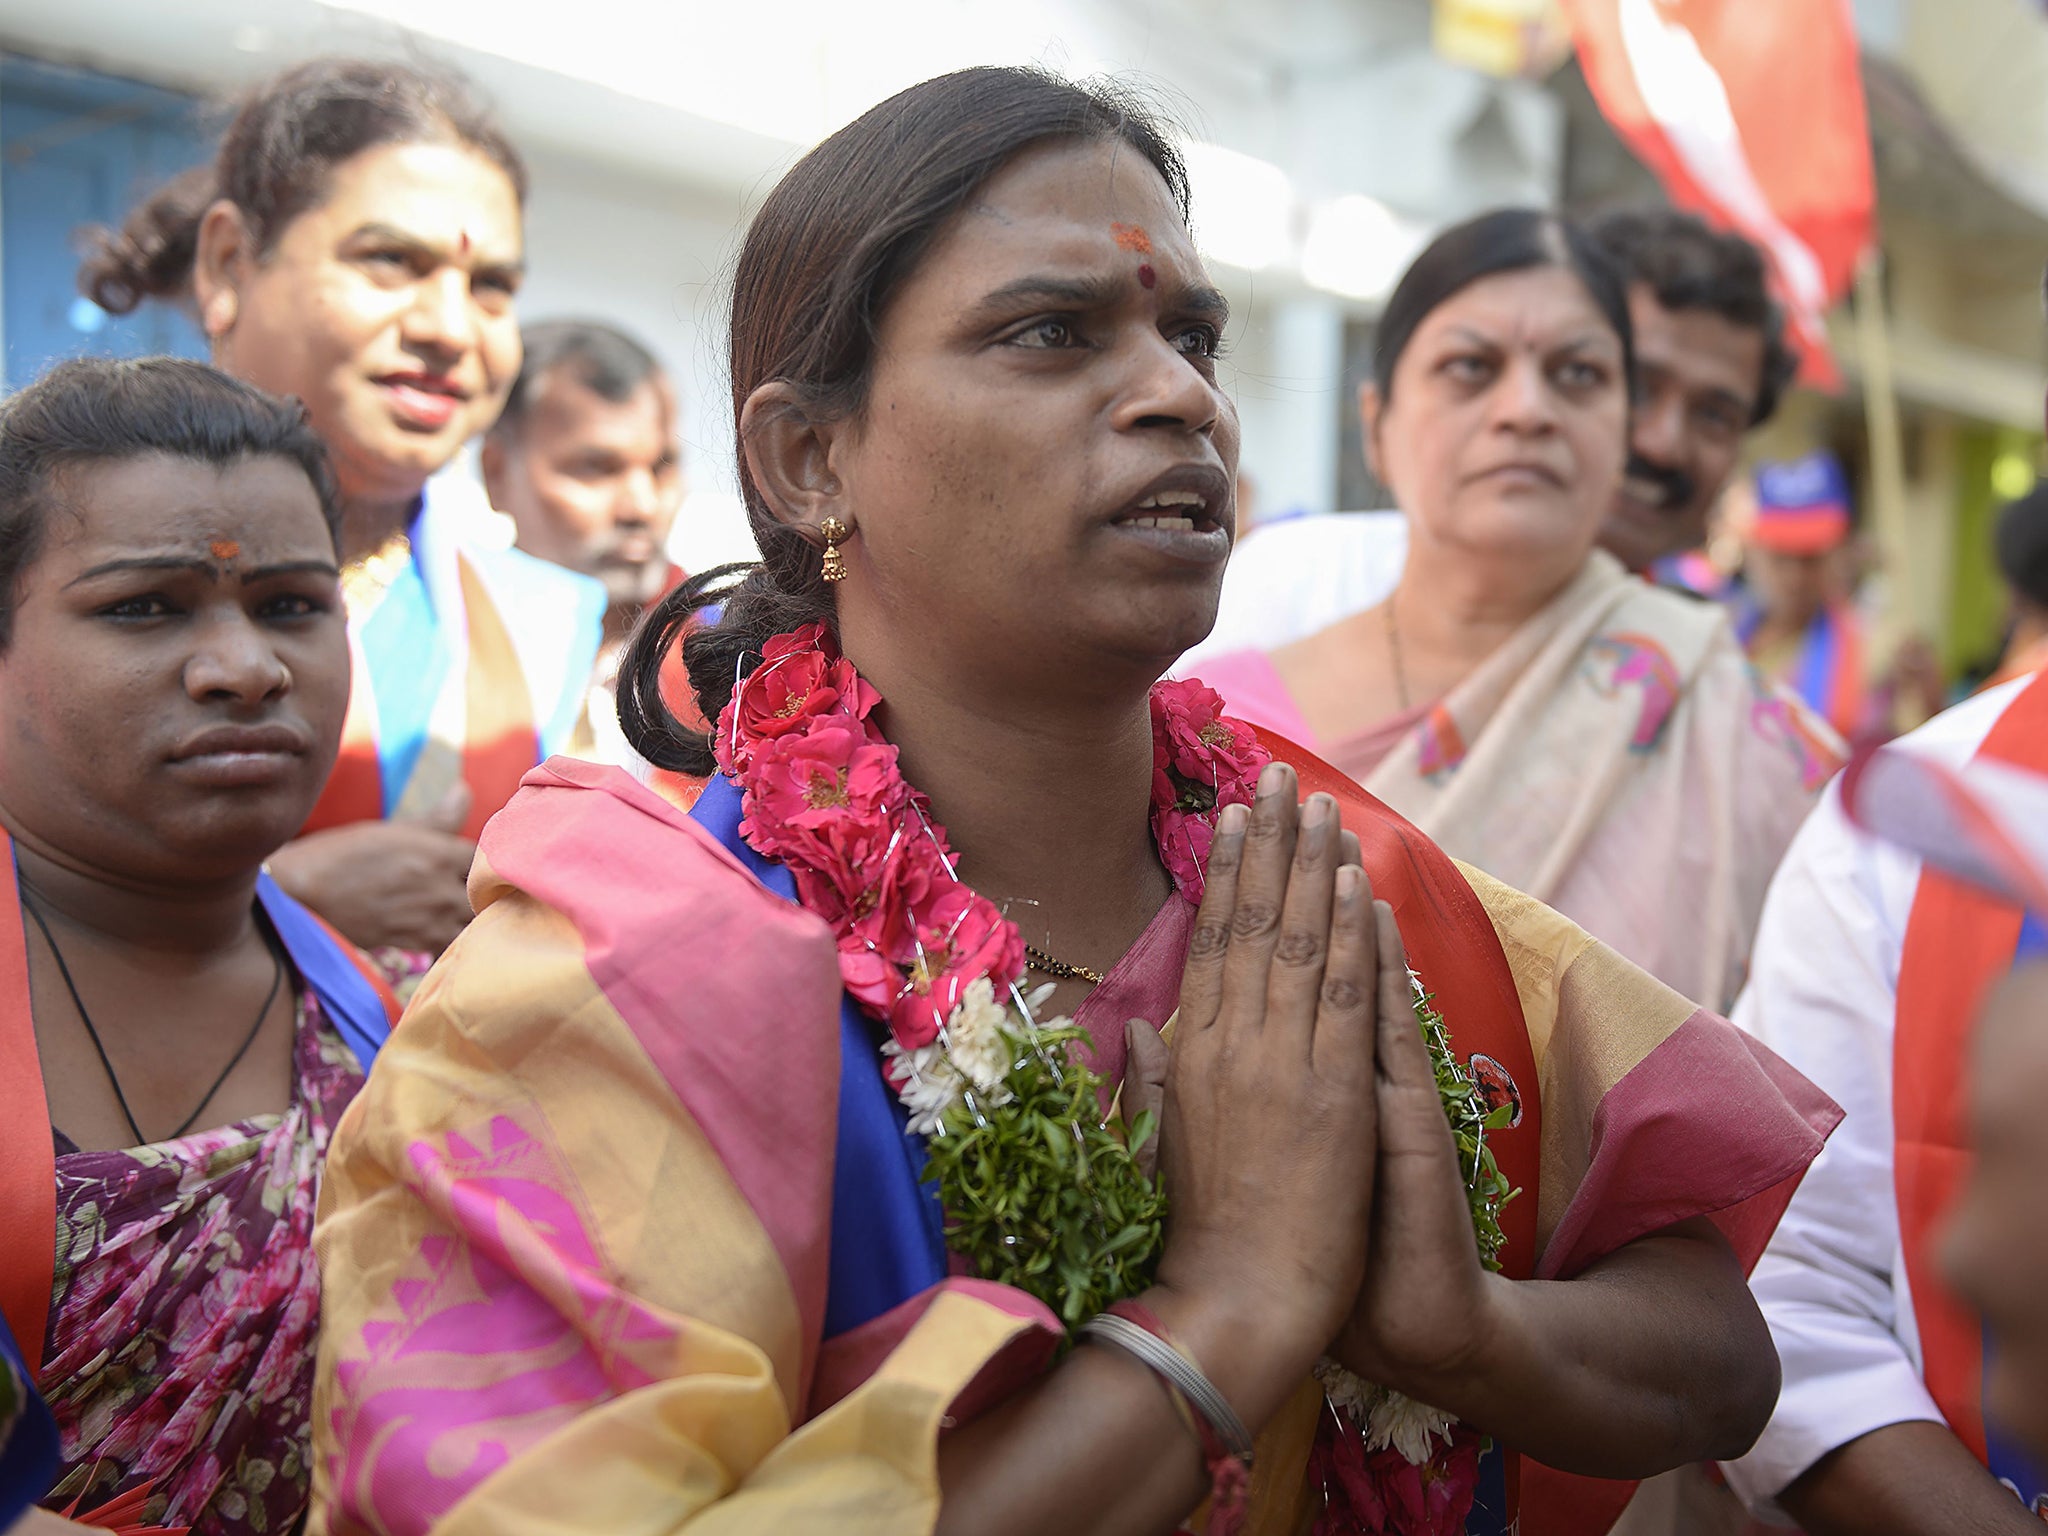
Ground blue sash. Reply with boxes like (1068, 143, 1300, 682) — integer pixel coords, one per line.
(1793, 606, 1849, 723)
(1735, 597, 1847, 725)
(255, 873, 394, 1072)
(0, 1310, 55, 1531)
(689, 773, 946, 1336)
(353, 512, 451, 818)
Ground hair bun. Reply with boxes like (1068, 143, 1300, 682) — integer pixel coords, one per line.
(77, 165, 218, 316)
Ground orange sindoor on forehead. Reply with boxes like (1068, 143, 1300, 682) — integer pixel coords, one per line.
(210, 540, 242, 561)
(1111, 224, 1157, 288)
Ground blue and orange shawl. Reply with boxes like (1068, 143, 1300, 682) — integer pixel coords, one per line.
(1737, 597, 1868, 744)
(308, 746, 1836, 1536)
(302, 490, 607, 842)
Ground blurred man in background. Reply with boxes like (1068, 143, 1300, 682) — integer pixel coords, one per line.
(1732, 451, 1867, 740)
(482, 320, 686, 765)
(1588, 206, 1802, 580)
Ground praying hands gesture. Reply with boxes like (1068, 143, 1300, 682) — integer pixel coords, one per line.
(937, 761, 1409, 1534)
(1318, 875, 1781, 1484)
(1130, 759, 1497, 1410)
(1143, 763, 1783, 1485)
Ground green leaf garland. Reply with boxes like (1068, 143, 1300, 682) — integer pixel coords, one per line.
(921, 1016, 1167, 1327)
(923, 973, 1514, 1330)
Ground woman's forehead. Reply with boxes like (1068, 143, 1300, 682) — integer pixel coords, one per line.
(1416, 265, 1616, 347)
(300, 140, 523, 253)
(942, 139, 1194, 270)
(46, 456, 330, 558)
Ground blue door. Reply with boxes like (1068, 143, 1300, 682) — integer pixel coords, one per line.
(1, 53, 211, 391)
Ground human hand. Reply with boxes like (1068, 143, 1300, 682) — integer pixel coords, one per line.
(267, 784, 477, 953)
(1122, 1018, 1168, 1181)
(1330, 913, 1503, 1400)
(1153, 762, 1386, 1380)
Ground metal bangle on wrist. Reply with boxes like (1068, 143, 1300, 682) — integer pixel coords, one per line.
(1079, 1309, 1255, 1463)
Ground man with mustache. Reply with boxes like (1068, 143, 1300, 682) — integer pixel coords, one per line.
(1587, 205, 1801, 580)
(483, 320, 687, 767)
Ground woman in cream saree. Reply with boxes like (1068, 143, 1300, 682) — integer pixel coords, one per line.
(1200, 212, 1836, 1014)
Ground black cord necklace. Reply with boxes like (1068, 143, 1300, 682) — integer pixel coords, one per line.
(20, 885, 286, 1147)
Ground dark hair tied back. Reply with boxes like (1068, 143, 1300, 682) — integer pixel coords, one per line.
(617, 66, 1191, 778)
(80, 56, 526, 315)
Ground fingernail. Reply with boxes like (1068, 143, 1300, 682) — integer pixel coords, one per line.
(1302, 794, 1332, 829)
(1217, 802, 1249, 834)
(1336, 865, 1363, 899)
(1258, 762, 1290, 797)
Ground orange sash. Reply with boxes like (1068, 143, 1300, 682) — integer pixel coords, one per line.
(0, 849, 51, 1379)
(1894, 669, 2048, 1458)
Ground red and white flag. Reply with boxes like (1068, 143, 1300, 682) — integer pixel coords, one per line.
(1560, 0, 1875, 385)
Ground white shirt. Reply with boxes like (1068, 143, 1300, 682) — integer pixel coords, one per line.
(1178, 511, 1408, 670)
(1721, 677, 2031, 1512)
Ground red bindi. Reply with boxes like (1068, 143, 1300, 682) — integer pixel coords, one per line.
(1111, 223, 1153, 254)
(1137, 263, 1157, 289)
(210, 540, 241, 561)
(459, 231, 471, 256)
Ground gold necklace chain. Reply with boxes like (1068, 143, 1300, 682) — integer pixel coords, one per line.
(1023, 943, 1104, 986)
(1383, 589, 1413, 713)
(339, 529, 415, 622)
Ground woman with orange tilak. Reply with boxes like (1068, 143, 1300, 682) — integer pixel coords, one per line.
(82, 58, 607, 960)
(0, 358, 403, 1536)
(309, 68, 1837, 1536)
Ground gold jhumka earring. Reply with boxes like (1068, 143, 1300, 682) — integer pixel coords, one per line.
(819, 517, 852, 583)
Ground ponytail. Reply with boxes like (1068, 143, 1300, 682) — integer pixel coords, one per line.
(617, 520, 836, 778)
(78, 165, 218, 315)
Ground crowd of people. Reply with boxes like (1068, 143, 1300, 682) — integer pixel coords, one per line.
(0, 47, 2045, 1536)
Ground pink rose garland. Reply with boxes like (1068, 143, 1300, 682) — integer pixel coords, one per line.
(720, 626, 1270, 1056)
(1150, 677, 1268, 896)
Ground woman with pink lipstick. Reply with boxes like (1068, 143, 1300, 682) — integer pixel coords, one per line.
(1200, 209, 1837, 1014)
(0, 357, 404, 1535)
(81, 57, 606, 958)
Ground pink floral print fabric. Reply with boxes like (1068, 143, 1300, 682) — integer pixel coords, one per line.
(39, 988, 369, 1534)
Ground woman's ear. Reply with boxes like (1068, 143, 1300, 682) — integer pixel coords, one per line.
(739, 381, 851, 537)
(1358, 380, 1387, 486)
(191, 200, 251, 345)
